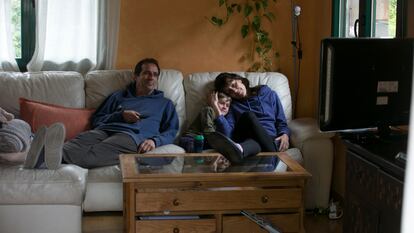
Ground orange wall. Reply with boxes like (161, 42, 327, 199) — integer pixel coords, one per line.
(408, 0, 414, 37)
(117, 0, 332, 118)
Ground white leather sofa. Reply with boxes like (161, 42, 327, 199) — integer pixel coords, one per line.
(0, 70, 334, 232)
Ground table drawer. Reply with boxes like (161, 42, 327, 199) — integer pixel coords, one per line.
(222, 213, 300, 233)
(136, 189, 302, 212)
(136, 219, 216, 233)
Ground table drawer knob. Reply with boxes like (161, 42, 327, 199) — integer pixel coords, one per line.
(173, 227, 180, 233)
(173, 199, 180, 206)
(261, 195, 269, 203)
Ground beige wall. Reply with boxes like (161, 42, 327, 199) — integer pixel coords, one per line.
(117, 0, 332, 118)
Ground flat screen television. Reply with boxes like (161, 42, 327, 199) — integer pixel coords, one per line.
(318, 38, 414, 137)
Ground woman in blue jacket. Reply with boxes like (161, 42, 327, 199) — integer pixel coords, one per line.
(206, 72, 290, 164)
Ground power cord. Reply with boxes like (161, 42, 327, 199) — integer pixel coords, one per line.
(305, 200, 343, 220)
(328, 200, 343, 220)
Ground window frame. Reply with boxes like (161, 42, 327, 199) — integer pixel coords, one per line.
(332, 0, 407, 38)
(15, 0, 35, 72)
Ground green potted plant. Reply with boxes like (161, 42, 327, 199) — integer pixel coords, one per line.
(209, 0, 278, 71)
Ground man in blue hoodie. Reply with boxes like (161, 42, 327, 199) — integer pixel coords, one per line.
(24, 58, 179, 169)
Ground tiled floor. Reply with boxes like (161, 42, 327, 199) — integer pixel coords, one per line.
(82, 212, 343, 233)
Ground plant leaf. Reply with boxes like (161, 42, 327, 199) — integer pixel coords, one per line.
(237, 4, 242, 13)
(263, 12, 275, 22)
(261, 0, 269, 9)
(231, 3, 239, 12)
(241, 24, 249, 38)
(227, 6, 233, 15)
(252, 16, 261, 31)
(244, 4, 253, 17)
(255, 2, 261, 11)
(219, 0, 225, 7)
(210, 16, 223, 26)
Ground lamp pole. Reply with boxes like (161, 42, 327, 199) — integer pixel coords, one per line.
(291, 3, 301, 118)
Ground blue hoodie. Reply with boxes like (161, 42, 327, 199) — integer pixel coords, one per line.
(91, 83, 179, 147)
(215, 85, 290, 138)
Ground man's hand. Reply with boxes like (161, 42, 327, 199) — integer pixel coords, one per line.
(275, 134, 289, 152)
(138, 139, 155, 153)
(122, 110, 141, 123)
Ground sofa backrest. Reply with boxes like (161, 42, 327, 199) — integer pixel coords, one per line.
(0, 70, 291, 137)
(0, 71, 85, 118)
(184, 72, 292, 129)
(84, 69, 186, 134)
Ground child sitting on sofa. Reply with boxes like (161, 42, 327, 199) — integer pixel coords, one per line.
(179, 91, 232, 152)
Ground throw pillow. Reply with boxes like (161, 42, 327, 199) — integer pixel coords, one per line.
(19, 98, 95, 141)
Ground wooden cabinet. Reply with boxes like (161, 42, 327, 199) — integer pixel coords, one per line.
(343, 139, 405, 233)
(120, 152, 311, 233)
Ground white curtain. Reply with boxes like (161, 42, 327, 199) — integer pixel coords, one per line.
(0, 0, 19, 71)
(27, 0, 120, 74)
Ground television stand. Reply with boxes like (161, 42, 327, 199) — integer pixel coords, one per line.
(377, 125, 408, 142)
(342, 138, 406, 233)
(339, 126, 408, 146)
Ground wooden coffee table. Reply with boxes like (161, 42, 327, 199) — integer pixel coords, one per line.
(120, 152, 310, 233)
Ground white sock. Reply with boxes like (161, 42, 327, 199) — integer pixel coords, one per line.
(235, 143, 243, 153)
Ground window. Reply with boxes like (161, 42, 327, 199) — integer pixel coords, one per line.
(8, 0, 119, 73)
(10, 0, 35, 71)
(332, 0, 407, 38)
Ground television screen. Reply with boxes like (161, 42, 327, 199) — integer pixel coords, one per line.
(318, 38, 414, 134)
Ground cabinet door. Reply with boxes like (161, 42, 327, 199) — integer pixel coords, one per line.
(344, 151, 380, 233)
(346, 151, 379, 201)
(344, 193, 379, 233)
(377, 170, 403, 233)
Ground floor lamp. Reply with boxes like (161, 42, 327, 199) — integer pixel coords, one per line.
(291, 3, 302, 118)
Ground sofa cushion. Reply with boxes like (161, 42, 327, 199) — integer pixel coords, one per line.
(0, 71, 85, 118)
(184, 72, 292, 129)
(0, 164, 87, 205)
(19, 98, 95, 140)
(84, 69, 186, 135)
(84, 70, 134, 109)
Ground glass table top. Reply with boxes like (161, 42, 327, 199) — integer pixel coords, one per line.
(120, 152, 311, 183)
(134, 154, 287, 174)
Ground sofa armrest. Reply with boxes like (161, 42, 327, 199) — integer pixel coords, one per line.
(289, 117, 335, 209)
(289, 117, 335, 148)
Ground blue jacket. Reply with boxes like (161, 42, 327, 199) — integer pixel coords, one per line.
(215, 85, 290, 138)
(91, 83, 179, 147)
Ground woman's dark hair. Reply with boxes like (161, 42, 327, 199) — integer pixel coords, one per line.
(214, 73, 252, 97)
(134, 58, 160, 76)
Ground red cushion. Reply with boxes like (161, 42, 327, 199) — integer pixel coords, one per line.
(19, 98, 95, 141)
